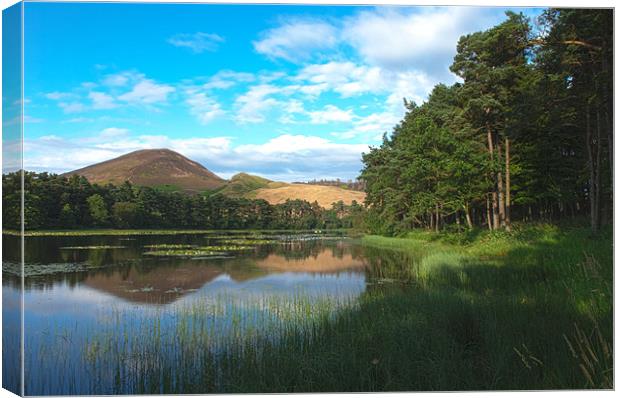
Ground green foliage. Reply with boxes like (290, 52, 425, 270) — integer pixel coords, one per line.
(59, 203, 76, 228)
(112, 201, 140, 228)
(3, 172, 365, 231)
(361, 10, 612, 234)
(87, 194, 109, 226)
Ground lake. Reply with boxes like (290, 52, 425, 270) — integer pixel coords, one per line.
(2, 232, 393, 395)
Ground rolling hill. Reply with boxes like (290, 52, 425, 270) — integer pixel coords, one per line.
(63, 149, 226, 193)
(249, 184, 366, 208)
(66, 149, 365, 208)
(216, 172, 287, 197)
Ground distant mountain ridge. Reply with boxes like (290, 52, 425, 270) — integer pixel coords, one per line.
(65, 149, 365, 208)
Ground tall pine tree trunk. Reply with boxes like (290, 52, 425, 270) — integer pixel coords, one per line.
(586, 103, 600, 233)
(601, 39, 613, 182)
(505, 137, 511, 232)
(464, 204, 473, 230)
(487, 124, 499, 230)
(497, 137, 505, 228)
(486, 196, 492, 231)
(595, 106, 602, 228)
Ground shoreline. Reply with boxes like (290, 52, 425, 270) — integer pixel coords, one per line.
(2, 228, 350, 237)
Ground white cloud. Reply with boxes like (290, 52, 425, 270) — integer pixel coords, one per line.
(203, 70, 255, 90)
(185, 89, 224, 124)
(59, 102, 87, 114)
(342, 7, 501, 77)
(23, 115, 44, 124)
(118, 79, 175, 105)
(168, 32, 225, 53)
(99, 127, 129, 138)
(234, 84, 282, 124)
(45, 91, 75, 100)
(24, 132, 369, 182)
(64, 117, 95, 124)
(230, 134, 368, 180)
(296, 62, 385, 98)
(102, 72, 137, 87)
(308, 105, 354, 124)
(296, 60, 433, 103)
(332, 111, 400, 140)
(24, 130, 233, 173)
(89, 91, 117, 109)
(253, 20, 338, 62)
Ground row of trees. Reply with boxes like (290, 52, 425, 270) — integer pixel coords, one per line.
(293, 179, 367, 192)
(2, 172, 365, 230)
(361, 9, 612, 234)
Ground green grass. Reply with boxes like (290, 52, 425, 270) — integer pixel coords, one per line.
(357, 223, 613, 389)
(152, 184, 182, 192)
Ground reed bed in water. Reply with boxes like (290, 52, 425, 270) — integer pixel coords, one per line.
(23, 291, 360, 395)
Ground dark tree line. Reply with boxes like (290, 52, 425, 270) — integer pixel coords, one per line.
(293, 179, 367, 192)
(361, 9, 612, 235)
(2, 172, 365, 231)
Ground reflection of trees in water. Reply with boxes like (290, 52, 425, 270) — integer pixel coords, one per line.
(272, 240, 352, 261)
(4, 271, 90, 290)
(360, 246, 415, 283)
(2, 235, 20, 262)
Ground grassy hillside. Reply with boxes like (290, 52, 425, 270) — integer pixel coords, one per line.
(217, 173, 281, 197)
(216, 173, 365, 208)
(250, 183, 366, 208)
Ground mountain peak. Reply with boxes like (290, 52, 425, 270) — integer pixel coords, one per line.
(64, 148, 226, 193)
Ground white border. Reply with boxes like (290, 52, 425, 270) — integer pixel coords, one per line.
(0, 1, 617, 398)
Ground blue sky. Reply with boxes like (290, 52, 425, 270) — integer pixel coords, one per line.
(18, 2, 543, 181)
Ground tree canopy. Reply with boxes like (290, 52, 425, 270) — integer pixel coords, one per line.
(361, 9, 612, 234)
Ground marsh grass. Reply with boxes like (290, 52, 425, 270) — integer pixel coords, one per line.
(143, 249, 226, 257)
(143, 244, 195, 249)
(219, 238, 274, 245)
(25, 293, 358, 395)
(59, 245, 127, 250)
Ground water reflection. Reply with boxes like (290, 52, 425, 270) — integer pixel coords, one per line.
(2, 233, 372, 395)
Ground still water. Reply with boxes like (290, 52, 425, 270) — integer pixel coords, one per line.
(2, 232, 382, 395)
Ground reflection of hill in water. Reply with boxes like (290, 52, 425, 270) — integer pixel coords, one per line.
(5, 241, 369, 305)
(83, 247, 366, 304)
(256, 251, 365, 273)
(83, 262, 225, 304)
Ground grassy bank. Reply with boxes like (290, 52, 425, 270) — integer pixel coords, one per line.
(226, 223, 612, 391)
